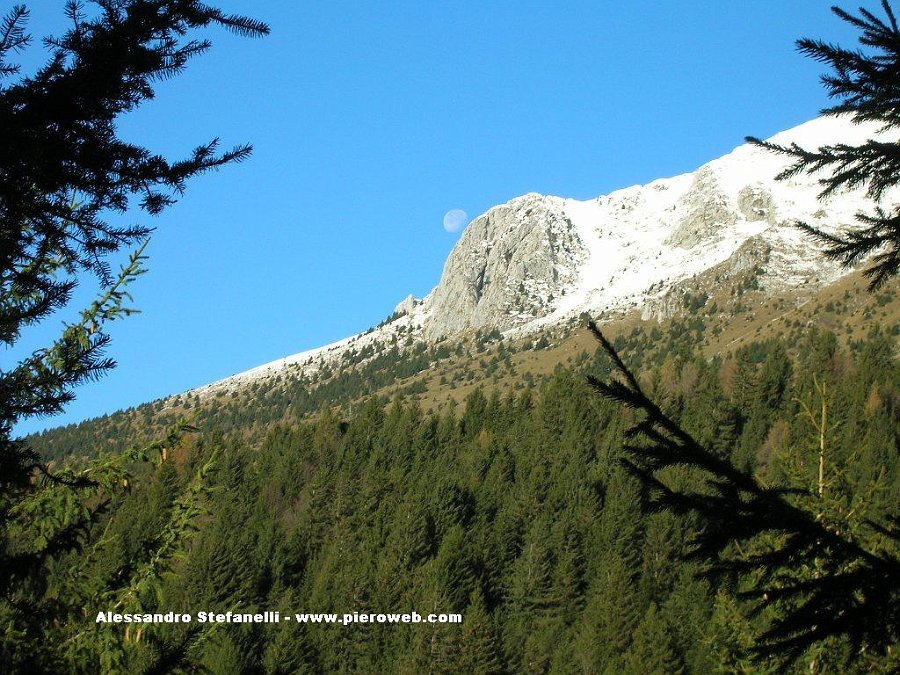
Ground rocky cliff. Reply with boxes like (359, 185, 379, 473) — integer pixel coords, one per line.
(413, 114, 892, 336)
(424, 194, 585, 340)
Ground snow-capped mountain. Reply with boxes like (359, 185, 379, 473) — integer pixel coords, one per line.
(423, 115, 888, 338)
(193, 115, 894, 394)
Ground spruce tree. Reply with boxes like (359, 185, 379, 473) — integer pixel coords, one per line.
(0, 2, 267, 669)
(587, 314, 899, 665)
(748, 0, 900, 290)
(0, 1, 268, 478)
(621, 603, 685, 675)
(572, 551, 641, 672)
(587, 2, 900, 667)
(704, 591, 775, 675)
(454, 589, 503, 674)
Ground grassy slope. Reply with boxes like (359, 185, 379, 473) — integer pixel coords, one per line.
(384, 268, 899, 412)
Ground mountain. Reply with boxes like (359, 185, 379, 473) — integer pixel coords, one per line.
(423, 114, 886, 337)
(192, 115, 891, 397)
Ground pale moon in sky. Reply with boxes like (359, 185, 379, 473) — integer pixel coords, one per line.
(442, 209, 467, 233)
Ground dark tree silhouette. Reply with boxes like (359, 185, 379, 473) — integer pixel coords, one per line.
(587, 321, 900, 664)
(0, 1, 267, 477)
(749, 1, 900, 290)
(0, 2, 267, 670)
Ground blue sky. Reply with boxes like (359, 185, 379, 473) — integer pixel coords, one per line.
(13, 1, 861, 435)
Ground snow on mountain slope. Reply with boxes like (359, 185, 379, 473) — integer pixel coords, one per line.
(192, 298, 432, 397)
(427, 114, 890, 337)
(194, 115, 895, 394)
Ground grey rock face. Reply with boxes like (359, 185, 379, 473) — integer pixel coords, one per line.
(667, 168, 736, 248)
(393, 294, 420, 317)
(737, 184, 776, 224)
(726, 235, 772, 276)
(640, 235, 773, 321)
(424, 194, 586, 340)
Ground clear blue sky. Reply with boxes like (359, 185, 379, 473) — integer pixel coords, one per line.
(13, 1, 861, 435)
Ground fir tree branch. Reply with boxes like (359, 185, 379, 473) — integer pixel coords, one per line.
(587, 320, 900, 662)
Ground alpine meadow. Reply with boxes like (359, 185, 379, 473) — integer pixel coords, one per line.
(2, 2, 900, 674)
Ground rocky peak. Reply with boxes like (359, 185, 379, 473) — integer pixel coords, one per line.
(192, 115, 899, 395)
(420, 115, 895, 341)
(423, 193, 587, 340)
(393, 294, 421, 317)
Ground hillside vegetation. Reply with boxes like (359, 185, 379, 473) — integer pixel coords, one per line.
(31, 268, 899, 465)
(23, 276, 900, 672)
(35, 329, 900, 671)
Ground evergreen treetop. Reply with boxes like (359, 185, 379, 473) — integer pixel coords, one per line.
(749, 1, 900, 289)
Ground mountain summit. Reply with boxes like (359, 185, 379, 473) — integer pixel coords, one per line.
(421, 115, 888, 339)
(198, 115, 893, 392)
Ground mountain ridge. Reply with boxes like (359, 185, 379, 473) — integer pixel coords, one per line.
(193, 114, 893, 397)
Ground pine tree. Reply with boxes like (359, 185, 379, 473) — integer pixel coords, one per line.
(587, 2, 900, 667)
(0, 2, 267, 669)
(502, 519, 556, 672)
(705, 591, 775, 675)
(661, 566, 714, 674)
(748, 1, 900, 290)
(261, 589, 320, 674)
(454, 589, 503, 674)
(0, 1, 268, 485)
(594, 464, 643, 573)
(572, 551, 641, 673)
(639, 510, 682, 604)
(621, 603, 685, 675)
(587, 315, 900, 665)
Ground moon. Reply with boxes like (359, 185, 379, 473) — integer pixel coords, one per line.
(442, 209, 467, 233)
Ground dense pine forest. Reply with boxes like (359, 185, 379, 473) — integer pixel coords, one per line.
(13, 323, 898, 672)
